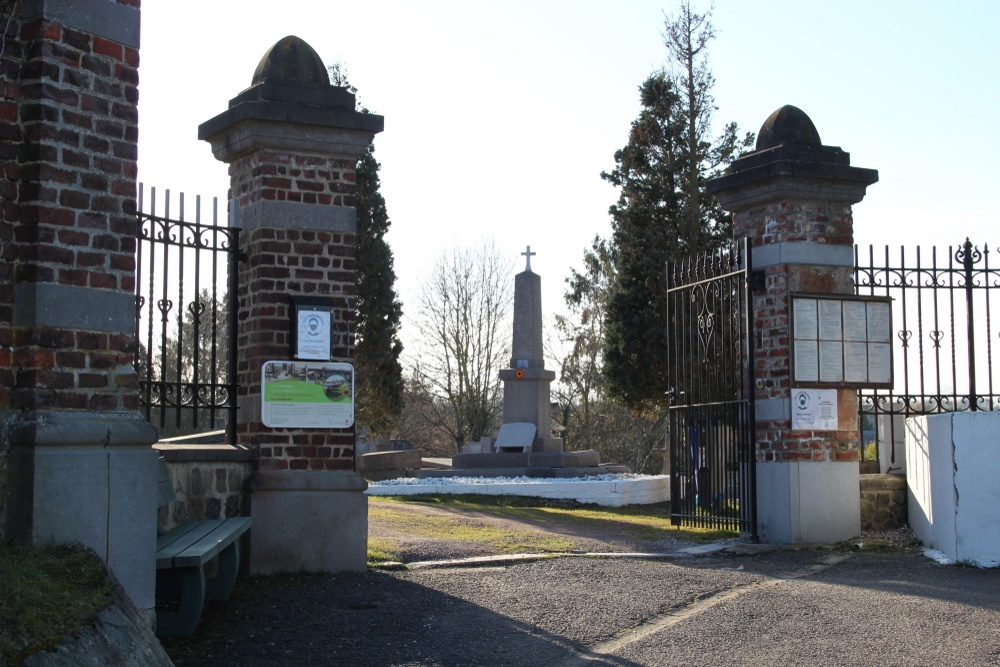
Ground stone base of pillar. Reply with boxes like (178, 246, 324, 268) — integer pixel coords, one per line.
(4, 410, 160, 616)
(249, 470, 368, 574)
(755, 460, 861, 544)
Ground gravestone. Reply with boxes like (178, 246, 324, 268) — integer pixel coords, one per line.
(423, 248, 626, 478)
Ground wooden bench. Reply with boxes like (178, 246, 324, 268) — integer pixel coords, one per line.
(155, 457, 251, 639)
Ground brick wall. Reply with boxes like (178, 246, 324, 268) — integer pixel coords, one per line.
(735, 200, 860, 464)
(0, 6, 24, 411)
(0, 1, 141, 414)
(229, 151, 357, 208)
(229, 151, 358, 470)
(734, 200, 855, 248)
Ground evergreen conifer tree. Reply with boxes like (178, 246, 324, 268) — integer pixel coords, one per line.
(598, 1, 752, 413)
(329, 64, 405, 435)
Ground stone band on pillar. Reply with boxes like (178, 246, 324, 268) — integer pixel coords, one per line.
(199, 36, 382, 574)
(707, 105, 878, 544)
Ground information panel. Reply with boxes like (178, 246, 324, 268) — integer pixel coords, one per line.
(261, 361, 354, 428)
(791, 388, 839, 431)
(791, 294, 893, 388)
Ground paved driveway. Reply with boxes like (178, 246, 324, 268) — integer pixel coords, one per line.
(165, 548, 1000, 666)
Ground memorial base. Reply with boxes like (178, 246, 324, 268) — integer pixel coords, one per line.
(755, 460, 860, 544)
(421, 449, 629, 479)
(249, 470, 368, 574)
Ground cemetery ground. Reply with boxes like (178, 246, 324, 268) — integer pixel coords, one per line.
(159, 497, 1000, 666)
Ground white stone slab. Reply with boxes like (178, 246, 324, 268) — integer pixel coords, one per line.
(494, 422, 536, 452)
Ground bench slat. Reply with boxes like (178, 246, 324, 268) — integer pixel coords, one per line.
(172, 518, 250, 568)
(156, 518, 251, 569)
(157, 521, 224, 568)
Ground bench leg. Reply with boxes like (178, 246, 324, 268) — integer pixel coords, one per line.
(155, 566, 206, 640)
(206, 539, 240, 601)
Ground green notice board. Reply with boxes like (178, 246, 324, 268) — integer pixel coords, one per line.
(261, 360, 354, 428)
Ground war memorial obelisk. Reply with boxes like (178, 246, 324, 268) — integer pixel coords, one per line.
(424, 247, 625, 478)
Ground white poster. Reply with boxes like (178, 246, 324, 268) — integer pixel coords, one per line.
(296, 309, 332, 361)
(792, 388, 839, 431)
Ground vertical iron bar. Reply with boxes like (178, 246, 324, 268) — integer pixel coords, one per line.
(157, 188, 170, 428)
(175, 192, 185, 430)
(947, 245, 959, 411)
(228, 208, 240, 441)
(192, 194, 202, 430)
(135, 184, 147, 423)
(984, 244, 994, 408)
(743, 237, 758, 539)
(963, 239, 978, 411)
(209, 196, 220, 431)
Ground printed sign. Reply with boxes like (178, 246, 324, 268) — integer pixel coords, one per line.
(296, 308, 332, 361)
(791, 388, 839, 431)
(261, 361, 354, 428)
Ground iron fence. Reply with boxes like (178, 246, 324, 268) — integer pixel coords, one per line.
(854, 239, 1000, 471)
(134, 185, 240, 438)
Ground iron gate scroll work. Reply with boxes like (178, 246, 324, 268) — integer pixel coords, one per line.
(134, 185, 240, 438)
(667, 239, 757, 536)
(854, 239, 1000, 470)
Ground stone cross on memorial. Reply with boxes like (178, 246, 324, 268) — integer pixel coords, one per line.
(521, 245, 536, 272)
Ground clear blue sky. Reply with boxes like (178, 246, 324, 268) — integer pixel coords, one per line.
(138, 1, 999, 352)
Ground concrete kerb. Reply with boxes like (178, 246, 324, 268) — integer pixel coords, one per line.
(390, 541, 814, 571)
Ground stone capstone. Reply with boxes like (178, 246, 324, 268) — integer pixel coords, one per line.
(252, 35, 330, 87)
(755, 104, 822, 150)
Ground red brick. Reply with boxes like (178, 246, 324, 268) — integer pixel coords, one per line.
(92, 36, 123, 61)
(15, 348, 55, 368)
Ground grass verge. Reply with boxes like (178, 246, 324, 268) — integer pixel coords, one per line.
(370, 499, 576, 559)
(0, 542, 112, 664)
(372, 494, 736, 547)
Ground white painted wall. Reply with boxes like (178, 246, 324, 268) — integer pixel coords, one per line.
(367, 476, 669, 507)
(906, 413, 1000, 567)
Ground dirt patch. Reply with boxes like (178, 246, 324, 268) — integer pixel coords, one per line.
(368, 498, 700, 563)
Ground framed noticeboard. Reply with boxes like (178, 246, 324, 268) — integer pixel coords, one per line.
(791, 294, 893, 388)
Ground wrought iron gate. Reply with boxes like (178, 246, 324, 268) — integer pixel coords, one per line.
(134, 185, 240, 438)
(667, 239, 757, 535)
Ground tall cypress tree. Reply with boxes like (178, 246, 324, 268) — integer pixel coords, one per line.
(354, 144, 405, 435)
(600, 74, 684, 414)
(599, 1, 752, 413)
(329, 64, 405, 435)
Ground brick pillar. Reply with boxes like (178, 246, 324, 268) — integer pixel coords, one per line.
(0, 0, 158, 614)
(707, 106, 878, 543)
(199, 36, 382, 573)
